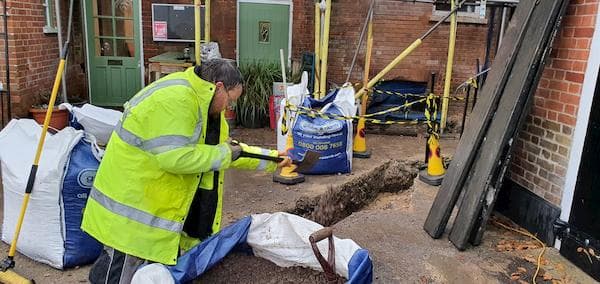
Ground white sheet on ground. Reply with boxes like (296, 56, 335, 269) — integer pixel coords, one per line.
(248, 212, 361, 279)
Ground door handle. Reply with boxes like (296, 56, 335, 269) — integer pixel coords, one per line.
(108, 60, 123, 66)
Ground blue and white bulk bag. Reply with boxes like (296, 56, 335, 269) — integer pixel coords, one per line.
(61, 135, 104, 267)
(0, 119, 103, 269)
(276, 72, 310, 152)
(131, 212, 373, 284)
(60, 103, 122, 146)
(289, 85, 357, 174)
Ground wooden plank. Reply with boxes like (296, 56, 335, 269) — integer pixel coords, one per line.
(423, 0, 538, 239)
(448, 0, 568, 250)
(469, 0, 570, 246)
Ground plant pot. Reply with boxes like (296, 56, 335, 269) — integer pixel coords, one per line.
(29, 107, 69, 130)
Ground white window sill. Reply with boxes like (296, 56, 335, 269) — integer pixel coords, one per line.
(430, 12, 488, 25)
(43, 26, 58, 34)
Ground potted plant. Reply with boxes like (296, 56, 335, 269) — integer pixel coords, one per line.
(237, 62, 282, 128)
(29, 92, 69, 130)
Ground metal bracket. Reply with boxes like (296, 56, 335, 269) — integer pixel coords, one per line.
(553, 218, 569, 240)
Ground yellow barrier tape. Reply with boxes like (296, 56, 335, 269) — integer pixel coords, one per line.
(285, 96, 433, 126)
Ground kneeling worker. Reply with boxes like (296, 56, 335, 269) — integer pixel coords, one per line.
(82, 59, 290, 283)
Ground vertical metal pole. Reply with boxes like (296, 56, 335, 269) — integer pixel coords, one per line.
(194, 0, 201, 65)
(473, 58, 480, 111)
(319, 0, 331, 99)
(55, 0, 68, 103)
(460, 84, 471, 138)
(314, 1, 320, 98)
(360, 9, 374, 116)
(482, 7, 496, 82)
(440, 0, 458, 131)
(205, 0, 210, 43)
(352, 8, 373, 157)
(5, 0, 10, 122)
(499, 6, 507, 47)
(346, 0, 375, 84)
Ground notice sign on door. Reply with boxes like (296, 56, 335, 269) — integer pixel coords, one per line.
(154, 21, 168, 40)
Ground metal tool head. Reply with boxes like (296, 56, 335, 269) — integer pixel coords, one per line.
(294, 150, 321, 173)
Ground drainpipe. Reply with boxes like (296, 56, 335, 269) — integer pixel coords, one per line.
(55, 0, 68, 103)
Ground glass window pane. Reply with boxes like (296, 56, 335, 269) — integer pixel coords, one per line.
(115, 19, 134, 37)
(115, 0, 133, 18)
(96, 38, 114, 56)
(95, 0, 112, 16)
(95, 18, 113, 37)
(116, 39, 135, 57)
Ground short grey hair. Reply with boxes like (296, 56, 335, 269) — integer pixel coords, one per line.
(194, 59, 243, 90)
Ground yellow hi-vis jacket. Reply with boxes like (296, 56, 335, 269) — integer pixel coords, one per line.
(81, 67, 279, 265)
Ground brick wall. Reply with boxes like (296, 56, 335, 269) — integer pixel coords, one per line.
(327, 0, 493, 113)
(0, 0, 86, 118)
(508, 0, 598, 206)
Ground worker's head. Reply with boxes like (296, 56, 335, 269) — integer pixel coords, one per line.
(196, 59, 244, 117)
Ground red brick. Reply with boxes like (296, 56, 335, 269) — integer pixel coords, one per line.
(558, 113, 577, 126)
(569, 82, 583, 93)
(574, 27, 595, 37)
(565, 71, 585, 83)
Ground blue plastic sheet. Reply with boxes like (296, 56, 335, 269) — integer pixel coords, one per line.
(367, 80, 441, 122)
(168, 216, 252, 284)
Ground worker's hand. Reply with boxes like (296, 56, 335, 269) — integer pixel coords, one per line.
(277, 155, 293, 168)
(227, 139, 242, 161)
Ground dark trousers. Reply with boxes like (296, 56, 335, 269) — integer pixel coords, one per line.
(89, 246, 149, 284)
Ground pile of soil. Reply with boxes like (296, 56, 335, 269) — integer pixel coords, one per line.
(290, 159, 418, 226)
(197, 252, 345, 284)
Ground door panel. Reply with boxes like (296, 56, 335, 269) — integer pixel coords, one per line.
(86, 0, 142, 106)
(560, 68, 600, 281)
(238, 3, 290, 64)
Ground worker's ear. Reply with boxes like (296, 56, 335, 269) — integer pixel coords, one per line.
(215, 81, 224, 91)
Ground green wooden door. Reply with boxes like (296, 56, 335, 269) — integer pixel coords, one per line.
(238, 2, 290, 64)
(85, 0, 142, 106)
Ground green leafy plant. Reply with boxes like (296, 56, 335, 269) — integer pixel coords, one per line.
(236, 62, 282, 128)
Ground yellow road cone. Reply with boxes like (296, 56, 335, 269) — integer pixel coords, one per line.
(273, 132, 305, 185)
(419, 134, 445, 185)
(353, 117, 371, 158)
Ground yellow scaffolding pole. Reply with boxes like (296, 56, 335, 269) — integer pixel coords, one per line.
(361, 10, 374, 116)
(194, 0, 201, 65)
(314, 1, 321, 98)
(354, 0, 467, 100)
(352, 8, 374, 157)
(441, 0, 458, 131)
(319, 0, 331, 99)
(205, 0, 211, 43)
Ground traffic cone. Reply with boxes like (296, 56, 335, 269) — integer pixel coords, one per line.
(353, 117, 371, 158)
(273, 132, 305, 185)
(419, 134, 445, 186)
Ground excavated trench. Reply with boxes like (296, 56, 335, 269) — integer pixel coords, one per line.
(196, 159, 419, 283)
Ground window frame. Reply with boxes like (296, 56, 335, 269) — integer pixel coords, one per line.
(43, 0, 58, 34)
(431, 0, 488, 25)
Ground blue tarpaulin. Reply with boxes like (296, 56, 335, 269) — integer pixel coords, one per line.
(166, 214, 373, 284)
